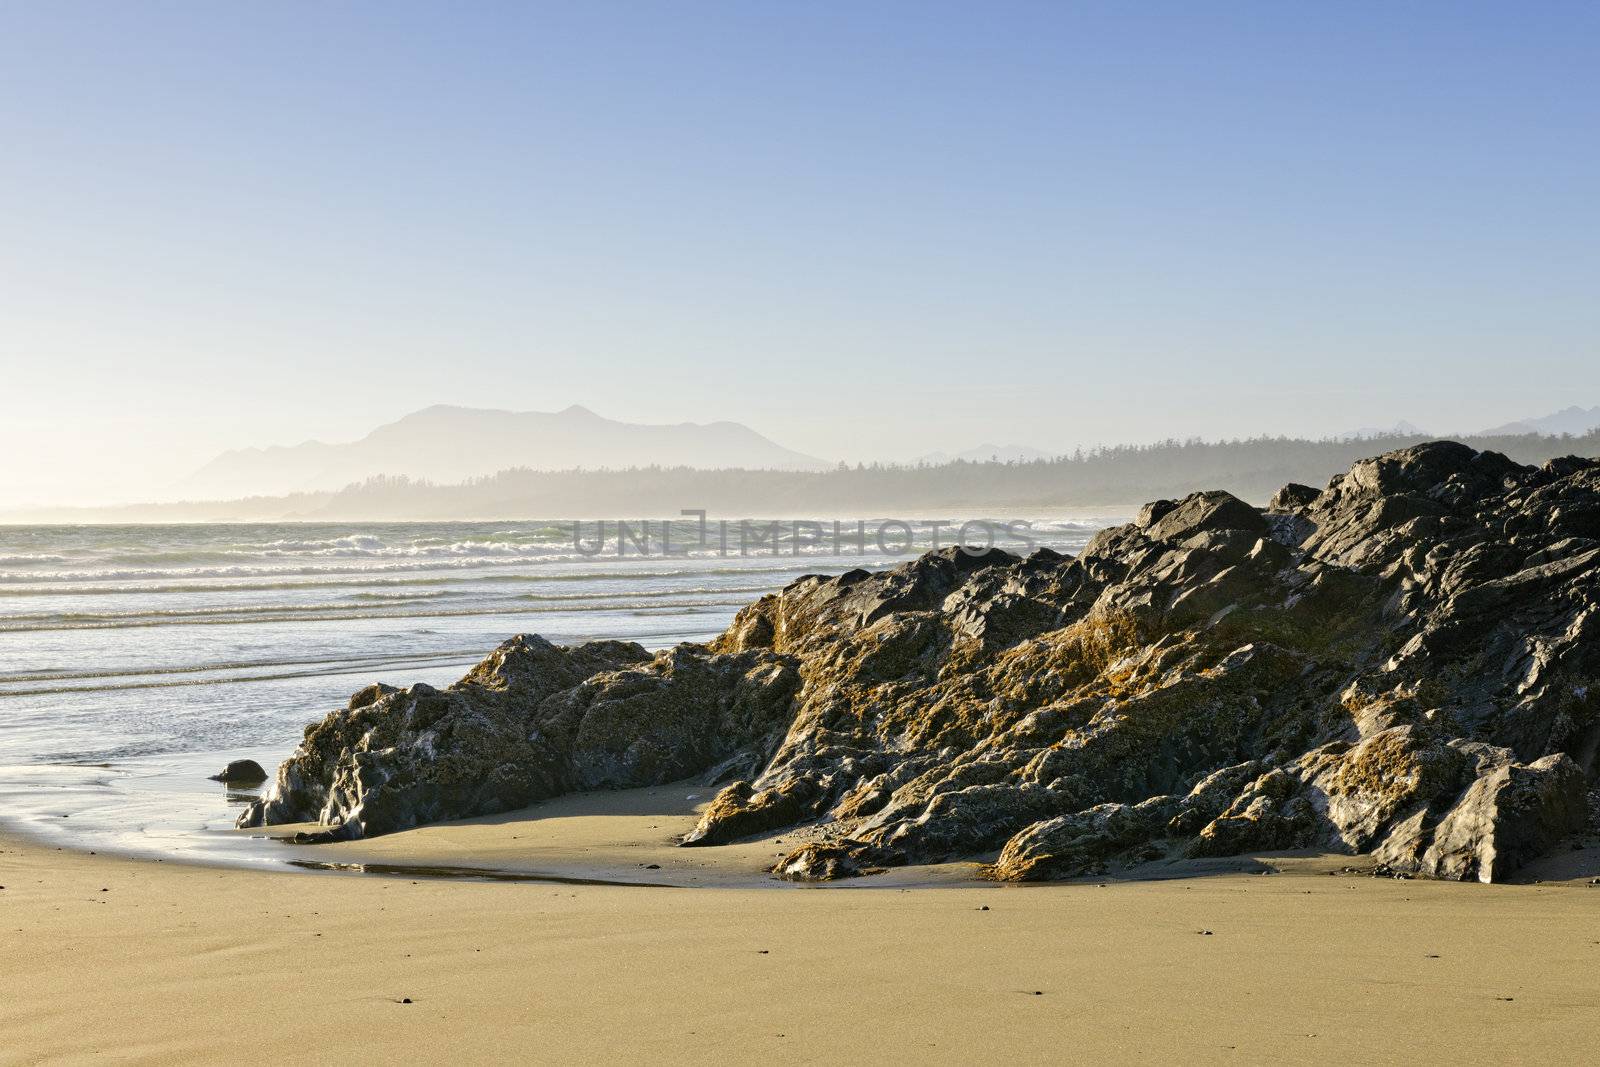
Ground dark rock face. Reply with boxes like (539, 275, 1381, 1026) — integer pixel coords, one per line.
(238, 636, 800, 839)
(242, 443, 1600, 883)
(209, 759, 269, 785)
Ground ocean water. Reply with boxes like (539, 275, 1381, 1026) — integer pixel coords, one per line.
(0, 517, 1111, 868)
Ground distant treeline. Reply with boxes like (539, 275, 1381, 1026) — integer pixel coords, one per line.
(27, 430, 1597, 524)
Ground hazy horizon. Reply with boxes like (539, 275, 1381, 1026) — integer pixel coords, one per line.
(9, 422, 1599, 527)
(8, 398, 1600, 514)
(4, 3, 1599, 507)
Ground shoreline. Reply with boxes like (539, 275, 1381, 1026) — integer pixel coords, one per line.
(0, 778, 1009, 889)
(11, 773, 1600, 890)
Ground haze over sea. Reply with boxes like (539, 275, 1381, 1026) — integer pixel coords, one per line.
(0, 517, 1110, 866)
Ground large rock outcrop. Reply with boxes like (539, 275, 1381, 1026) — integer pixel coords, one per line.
(239, 636, 800, 840)
(241, 443, 1600, 883)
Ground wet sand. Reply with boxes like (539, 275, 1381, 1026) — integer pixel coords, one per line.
(283, 782, 989, 887)
(3, 787, 1599, 1063)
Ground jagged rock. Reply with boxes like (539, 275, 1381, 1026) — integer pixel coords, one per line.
(1186, 769, 1318, 857)
(1166, 761, 1266, 836)
(242, 443, 1600, 883)
(992, 796, 1175, 880)
(1142, 489, 1268, 543)
(1294, 727, 1469, 851)
(1412, 754, 1588, 882)
(208, 759, 269, 785)
(682, 778, 821, 846)
(771, 842, 872, 881)
(238, 635, 800, 839)
(1268, 483, 1321, 512)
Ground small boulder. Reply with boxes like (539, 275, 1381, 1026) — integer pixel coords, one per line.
(771, 842, 866, 881)
(209, 759, 269, 785)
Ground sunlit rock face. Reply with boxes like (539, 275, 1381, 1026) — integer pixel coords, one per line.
(242, 443, 1600, 884)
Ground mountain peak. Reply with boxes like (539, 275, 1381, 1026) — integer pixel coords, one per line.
(1333, 420, 1428, 442)
(176, 404, 829, 499)
(1478, 405, 1600, 438)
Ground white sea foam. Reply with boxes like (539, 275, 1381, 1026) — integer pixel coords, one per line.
(0, 553, 592, 584)
(249, 535, 571, 558)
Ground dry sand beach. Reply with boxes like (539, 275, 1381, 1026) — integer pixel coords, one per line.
(5, 787, 1600, 1065)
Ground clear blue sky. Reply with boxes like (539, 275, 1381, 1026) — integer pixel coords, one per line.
(1, 2, 1596, 503)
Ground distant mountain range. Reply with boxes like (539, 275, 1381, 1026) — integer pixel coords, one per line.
(23, 423, 1596, 525)
(130, 400, 1600, 511)
(176, 405, 829, 499)
(1477, 405, 1600, 438)
(1333, 407, 1600, 441)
